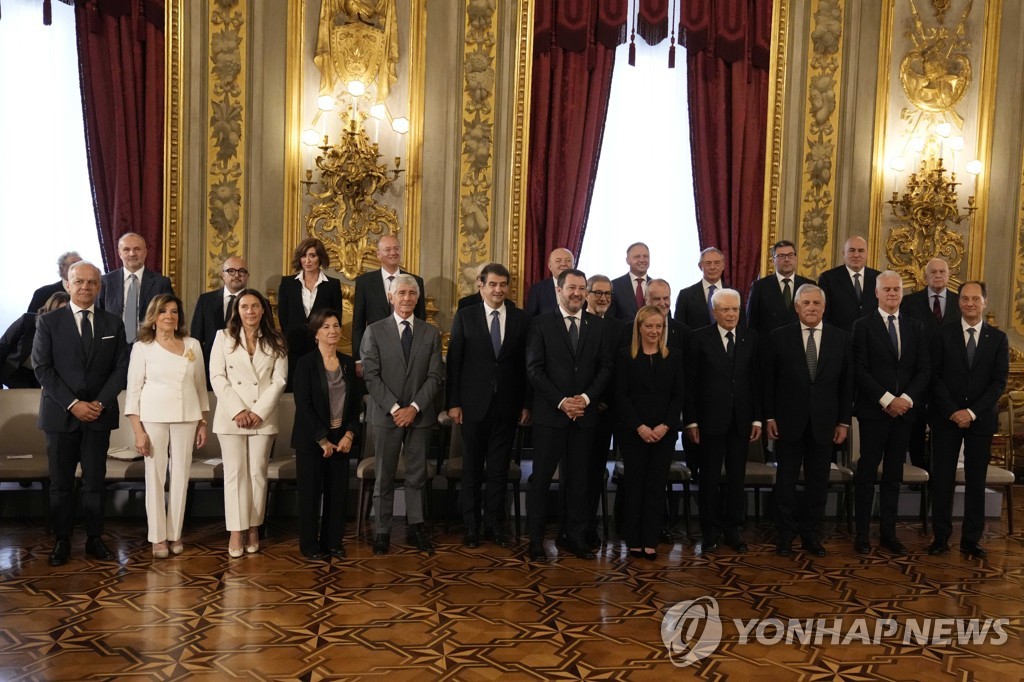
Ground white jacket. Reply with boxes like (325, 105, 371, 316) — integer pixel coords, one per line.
(125, 337, 210, 422)
(209, 330, 287, 435)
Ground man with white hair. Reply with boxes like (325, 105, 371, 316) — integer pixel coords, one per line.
(27, 250, 81, 312)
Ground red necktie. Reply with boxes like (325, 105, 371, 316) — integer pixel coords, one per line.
(634, 278, 645, 309)
(932, 294, 942, 322)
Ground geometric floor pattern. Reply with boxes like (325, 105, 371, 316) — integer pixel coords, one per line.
(1, 496, 1023, 681)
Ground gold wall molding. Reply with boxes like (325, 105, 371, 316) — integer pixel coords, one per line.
(205, 0, 247, 290)
(404, 0, 426, 277)
(455, 0, 498, 301)
(162, 0, 184, 288)
(798, 0, 844, 279)
(867, 0, 896, 269)
(507, 0, 534, 306)
(967, 0, 1001, 280)
(760, 0, 790, 276)
(282, 0, 305, 275)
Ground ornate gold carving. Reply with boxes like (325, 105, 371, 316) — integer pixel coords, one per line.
(205, 0, 247, 291)
(403, 0, 426, 283)
(162, 0, 183, 289)
(1013, 116, 1024, 333)
(508, 0, 534, 306)
(885, 157, 974, 288)
(967, 0, 1000, 281)
(283, 0, 306, 275)
(314, 0, 398, 100)
(760, 0, 789, 276)
(899, 0, 972, 126)
(456, 0, 498, 301)
(930, 0, 952, 23)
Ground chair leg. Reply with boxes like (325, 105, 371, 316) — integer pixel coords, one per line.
(682, 482, 691, 538)
(1007, 484, 1014, 534)
(601, 485, 609, 541)
(920, 485, 929, 535)
(512, 481, 521, 539)
(42, 480, 52, 536)
(356, 480, 366, 538)
(446, 480, 457, 533)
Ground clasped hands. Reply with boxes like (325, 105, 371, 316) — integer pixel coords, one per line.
(560, 395, 587, 420)
(70, 400, 103, 422)
(949, 408, 974, 429)
(637, 423, 669, 444)
(232, 409, 264, 430)
(884, 396, 911, 418)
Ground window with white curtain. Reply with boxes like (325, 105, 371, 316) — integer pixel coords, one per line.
(579, 38, 702, 307)
(0, 0, 101, 334)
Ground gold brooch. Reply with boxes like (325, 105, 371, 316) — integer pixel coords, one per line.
(186, 348, 195, 362)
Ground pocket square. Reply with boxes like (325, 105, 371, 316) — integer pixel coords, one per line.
(101, 335, 115, 340)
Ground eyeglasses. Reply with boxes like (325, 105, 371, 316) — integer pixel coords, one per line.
(223, 268, 249, 276)
(772, 253, 796, 260)
(589, 290, 612, 298)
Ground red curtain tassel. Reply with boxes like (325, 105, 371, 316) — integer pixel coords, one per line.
(628, 40, 636, 66)
(43, 0, 52, 25)
(668, 43, 676, 68)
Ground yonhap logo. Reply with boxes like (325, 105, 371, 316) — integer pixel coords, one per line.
(661, 596, 723, 667)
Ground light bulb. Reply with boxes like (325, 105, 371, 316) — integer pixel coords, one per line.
(347, 80, 366, 97)
(317, 95, 336, 111)
(935, 122, 952, 138)
(910, 137, 926, 153)
(301, 128, 321, 146)
(965, 159, 983, 175)
(888, 157, 906, 172)
(391, 117, 410, 134)
(949, 136, 965, 151)
(369, 104, 387, 120)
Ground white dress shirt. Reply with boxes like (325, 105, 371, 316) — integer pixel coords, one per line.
(483, 301, 506, 343)
(295, 270, 328, 316)
(876, 308, 914, 409)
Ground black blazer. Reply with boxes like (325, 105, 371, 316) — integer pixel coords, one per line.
(456, 293, 517, 311)
(928, 322, 1008, 435)
(32, 306, 129, 432)
(351, 268, 426, 361)
(290, 350, 364, 449)
(674, 280, 745, 330)
(666, 317, 691, 352)
(277, 274, 345, 361)
(526, 310, 614, 428)
(190, 288, 229, 388)
(28, 280, 65, 313)
(746, 273, 815, 337)
(614, 348, 685, 437)
(817, 265, 879, 331)
(446, 302, 532, 421)
(764, 323, 853, 445)
(851, 311, 930, 421)
(683, 324, 760, 436)
(524, 278, 558, 317)
(900, 288, 960, 339)
(98, 268, 175, 321)
(609, 273, 651, 322)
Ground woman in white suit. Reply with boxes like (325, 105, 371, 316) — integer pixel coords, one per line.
(126, 294, 210, 558)
(209, 289, 288, 557)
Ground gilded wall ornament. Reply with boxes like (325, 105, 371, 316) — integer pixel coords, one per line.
(899, 0, 972, 121)
(314, 0, 398, 101)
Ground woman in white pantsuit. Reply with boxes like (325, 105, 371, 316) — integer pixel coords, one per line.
(209, 289, 288, 557)
(126, 294, 210, 559)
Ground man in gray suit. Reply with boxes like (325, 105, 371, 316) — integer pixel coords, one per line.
(361, 274, 444, 555)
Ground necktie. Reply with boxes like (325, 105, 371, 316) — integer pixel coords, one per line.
(81, 310, 93, 358)
(966, 327, 977, 366)
(124, 273, 139, 343)
(387, 275, 396, 312)
(634, 278, 645, 310)
(225, 294, 236, 324)
(887, 314, 899, 355)
(707, 284, 717, 321)
(400, 320, 413, 361)
(567, 316, 579, 352)
(490, 309, 501, 356)
(782, 278, 792, 308)
(805, 327, 818, 380)
(725, 330, 735, 359)
(933, 294, 942, 322)
(852, 273, 862, 302)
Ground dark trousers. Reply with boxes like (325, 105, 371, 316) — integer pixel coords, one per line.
(774, 426, 832, 545)
(584, 418, 614, 538)
(459, 402, 517, 531)
(46, 428, 111, 539)
(907, 410, 930, 470)
(698, 427, 747, 543)
(620, 434, 674, 548)
(930, 424, 991, 545)
(855, 417, 910, 540)
(528, 423, 593, 543)
(295, 428, 349, 553)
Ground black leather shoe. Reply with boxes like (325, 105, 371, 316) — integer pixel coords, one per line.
(584, 531, 602, 549)
(49, 538, 71, 567)
(328, 547, 347, 559)
(462, 531, 480, 548)
(555, 532, 569, 548)
(880, 537, 908, 556)
(854, 537, 871, 554)
(563, 540, 595, 560)
(802, 541, 826, 557)
(659, 527, 675, 544)
(628, 549, 645, 559)
(491, 528, 512, 548)
(775, 544, 792, 557)
(372, 533, 390, 555)
(927, 539, 949, 556)
(960, 543, 987, 559)
(406, 525, 435, 554)
(643, 549, 657, 561)
(528, 542, 546, 562)
(302, 548, 327, 561)
(701, 542, 719, 554)
(728, 538, 748, 554)
(85, 537, 115, 561)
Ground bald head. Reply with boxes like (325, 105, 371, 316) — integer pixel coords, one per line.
(843, 236, 867, 272)
(923, 258, 949, 293)
(547, 248, 574, 278)
(221, 255, 249, 294)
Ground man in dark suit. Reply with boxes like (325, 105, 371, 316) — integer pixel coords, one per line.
(27, 251, 80, 312)
(747, 240, 815, 338)
(526, 268, 614, 561)
(675, 247, 743, 329)
(900, 257, 961, 470)
(851, 270, 930, 555)
(927, 281, 1008, 559)
(32, 261, 129, 566)
(361, 273, 443, 555)
(190, 255, 250, 389)
(648, 279, 689, 351)
(609, 242, 651, 322)
(446, 263, 531, 548)
(524, 247, 574, 316)
(351, 234, 426, 378)
(817, 236, 879, 331)
(684, 288, 761, 554)
(98, 232, 174, 343)
(765, 284, 853, 557)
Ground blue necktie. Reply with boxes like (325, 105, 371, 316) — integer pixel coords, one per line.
(887, 314, 899, 355)
(401, 320, 412, 361)
(490, 310, 501, 357)
(707, 284, 717, 322)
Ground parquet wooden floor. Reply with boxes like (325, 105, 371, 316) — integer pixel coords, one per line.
(1, 497, 1022, 681)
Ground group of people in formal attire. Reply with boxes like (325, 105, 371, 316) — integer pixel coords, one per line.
(20, 228, 1007, 567)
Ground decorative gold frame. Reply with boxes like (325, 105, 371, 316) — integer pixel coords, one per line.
(508, 0, 534, 306)
(759, 0, 789, 276)
(162, 0, 184, 285)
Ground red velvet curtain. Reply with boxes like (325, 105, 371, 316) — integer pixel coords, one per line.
(76, 0, 164, 272)
(524, 1, 617, 299)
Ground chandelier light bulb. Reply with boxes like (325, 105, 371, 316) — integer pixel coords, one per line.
(935, 122, 952, 138)
(369, 104, 388, 120)
(965, 159, 983, 176)
(910, 137, 926, 153)
(301, 128, 321, 146)
(317, 95, 336, 111)
(888, 157, 906, 172)
(347, 80, 366, 97)
(391, 117, 410, 134)
(949, 136, 965, 151)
